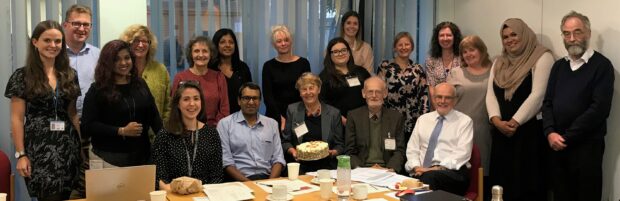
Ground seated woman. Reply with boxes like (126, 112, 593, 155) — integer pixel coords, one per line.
(172, 36, 229, 127)
(153, 81, 223, 190)
(81, 40, 162, 167)
(282, 73, 344, 173)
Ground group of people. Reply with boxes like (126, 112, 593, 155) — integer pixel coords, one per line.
(3, 4, 612, 201)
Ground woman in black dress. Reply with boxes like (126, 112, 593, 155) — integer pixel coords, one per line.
(5, 20, 81, 201)
(154, 81, 223, 190)
(209, 28, 252, 113)
(81, 40, 162, 167)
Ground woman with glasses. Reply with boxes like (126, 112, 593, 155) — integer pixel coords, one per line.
(81, 40, 162, 168)
(5, 20, 81, 201)
(319, 37, 370, 124)
(172, 36, 229, 127)
(486, 18, 553, 201)
(378, 32, 429, 143)
(153, 81, 223, 190)
(339, 11, 374, 74)
(209, 28, 252, 114)
(262, 25, 311, 130)
(282, 73, 343, 173)
(120, 24, 171, 141)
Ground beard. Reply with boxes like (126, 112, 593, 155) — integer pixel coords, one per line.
(564, 40, 588, 58)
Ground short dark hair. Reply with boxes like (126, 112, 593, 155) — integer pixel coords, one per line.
(430, 21, 463, 58)
(238, 82, 261, 100)
(64, 4, 92, 22)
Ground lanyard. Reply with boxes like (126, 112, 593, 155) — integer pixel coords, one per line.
(184, 124, 199, 177)
(53, 80, 59, 120)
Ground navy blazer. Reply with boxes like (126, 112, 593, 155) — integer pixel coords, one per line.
(345, 105, 406, 172)
(282, 101, 344, 155)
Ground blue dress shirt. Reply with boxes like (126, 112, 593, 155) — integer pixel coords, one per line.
(67, 43, 100, 116)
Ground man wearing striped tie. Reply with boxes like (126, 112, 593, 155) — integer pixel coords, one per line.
(404, 83, 473, 195)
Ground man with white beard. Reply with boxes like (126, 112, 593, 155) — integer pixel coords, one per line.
(542, 10, 614, 201)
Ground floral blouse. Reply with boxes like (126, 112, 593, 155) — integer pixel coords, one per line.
(424, 56, 461, 86)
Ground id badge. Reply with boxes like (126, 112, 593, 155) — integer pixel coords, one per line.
(50, 120, 65, 131)
(384, 139, 396, 150)
(294, 123, 309, 138)
(346, 76, 361, 87)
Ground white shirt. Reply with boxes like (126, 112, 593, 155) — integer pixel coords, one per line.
(405, 109, 473, 171)
(565, 48, 594, 71)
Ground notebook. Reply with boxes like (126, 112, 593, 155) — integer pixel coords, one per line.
(85, 165, 156, 201)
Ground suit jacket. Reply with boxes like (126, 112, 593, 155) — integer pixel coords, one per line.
(282, 102, 344, 155)
(345, 105, 406, 172)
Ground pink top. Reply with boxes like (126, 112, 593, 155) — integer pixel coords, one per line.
(171, 69, 230, 127)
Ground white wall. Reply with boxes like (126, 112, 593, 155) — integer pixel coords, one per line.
(437, 0, 620, 200)
(98, 0, 147, 45)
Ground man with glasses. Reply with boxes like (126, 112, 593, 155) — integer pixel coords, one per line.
(542, 11, 614, 201)
(344, 76, 406, 173)
(63, 4, 99, 199)
(405, 83, 473, 196)
(217, 83, 285, 181)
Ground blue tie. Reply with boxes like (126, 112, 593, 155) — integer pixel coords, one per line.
(423, 116, 445, 167)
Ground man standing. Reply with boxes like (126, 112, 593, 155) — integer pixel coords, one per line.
(345, 76, 406, 173)
(543, 10, 614, 201)
(217, 83, 285, 181)
(63, 4, 100, 198)
(405, 83, 473, 195)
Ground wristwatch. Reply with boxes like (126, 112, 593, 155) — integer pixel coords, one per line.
(15, 151, 26, 159)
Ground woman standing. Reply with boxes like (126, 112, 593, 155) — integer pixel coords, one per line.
(262, 25, 311, 129)
(339, 11, 374, 73)
(154, 81, 223, 190)
(378, 32, 429, 142)
(486, 18, 553, 201)
(319, 37, 370, 123)
(5, 20, 81, 201)
(209, 28, 252, 113)
(425, 22, 463, 100)
(172, 36, 229, 127)
(81, 40, 162, 167)
(282, 73, 344, 173)
(447, 35, 492, 177)
(120, 24, 171, 141)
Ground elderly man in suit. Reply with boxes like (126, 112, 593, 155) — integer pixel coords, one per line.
(345, 76, 406, 172)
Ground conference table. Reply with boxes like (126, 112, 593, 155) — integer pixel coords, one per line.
(167, 175, 399, 201)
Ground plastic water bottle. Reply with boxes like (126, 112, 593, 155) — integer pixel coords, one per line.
(336, 155, 351, 201)
(491, 185, 504, 201)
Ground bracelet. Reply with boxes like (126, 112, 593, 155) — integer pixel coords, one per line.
(18, 154, 28, 159)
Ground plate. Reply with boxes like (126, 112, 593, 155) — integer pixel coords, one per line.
(310, 178, 335, 185)
(266, 194, 294, 201)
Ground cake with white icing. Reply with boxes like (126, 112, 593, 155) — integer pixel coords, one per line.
(296, 141, 329, 161)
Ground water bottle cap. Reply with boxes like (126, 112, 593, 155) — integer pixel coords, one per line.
(337, 155, 350, 167)
(492, 185, 503, 194)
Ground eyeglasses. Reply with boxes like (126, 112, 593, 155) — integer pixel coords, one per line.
(330, 48, 349, 56)
(239, 96, 260, 102)
(562, 30, 585, 39)
(178, 80, 200, 88)
(132, 38, 151, 45)
(69, 21, 91, 29)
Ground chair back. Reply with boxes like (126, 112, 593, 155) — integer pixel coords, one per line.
(0, 150, 11, 201)
(464, 144, 482, 201)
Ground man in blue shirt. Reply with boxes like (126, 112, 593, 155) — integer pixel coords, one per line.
(63, 4, 100, 199)
(217, 83, 286, 181)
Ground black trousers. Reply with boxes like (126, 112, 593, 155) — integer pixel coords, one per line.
(415, 165, 470, 196)
(550, 139, 604, 201)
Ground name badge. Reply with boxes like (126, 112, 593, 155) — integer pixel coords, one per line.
(346, 76, 361, 87)
(384, 139, 396, 150)
(50, 120, 65, 131)
(294, 123, 309, 138)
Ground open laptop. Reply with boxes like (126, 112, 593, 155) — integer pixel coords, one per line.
(85, 165, 156, 201)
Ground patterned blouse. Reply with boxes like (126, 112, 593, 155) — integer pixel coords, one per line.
(424, 56, 461, 86)
(378, 60, 429, 137)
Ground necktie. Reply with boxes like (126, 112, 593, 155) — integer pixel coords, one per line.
(371, 114, 378, 121)
(423, 116, 445, 167)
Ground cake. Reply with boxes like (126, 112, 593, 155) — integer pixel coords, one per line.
(296, 141, 329, 161)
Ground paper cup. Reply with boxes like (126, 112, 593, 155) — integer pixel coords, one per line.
(272, 184, 288, 200)
(149, 190, 166, 201)
(352, 184, 368, 200)
(0, 193, 7, 201)
(317, 169, 331, 180)
(287, 162, 300, 180)
(319, 179, 334, 200)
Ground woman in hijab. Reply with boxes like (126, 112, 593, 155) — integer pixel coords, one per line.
(485, 18, 554, 201)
